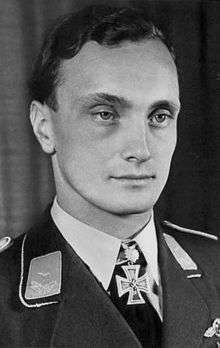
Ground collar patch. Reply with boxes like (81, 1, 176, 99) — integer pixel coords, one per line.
(25, 251, 62, 300)
(164, 233, 201, 275)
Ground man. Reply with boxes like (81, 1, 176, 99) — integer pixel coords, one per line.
(0, 4, 220, 348)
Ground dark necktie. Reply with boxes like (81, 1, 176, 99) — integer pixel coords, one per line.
(107, 241, 162, 348)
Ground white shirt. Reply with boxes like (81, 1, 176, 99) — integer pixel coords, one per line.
(51, 198, 160, 291)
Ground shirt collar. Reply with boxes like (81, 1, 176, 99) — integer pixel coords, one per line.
(51, 198, 159, 290)
(134, 215, 159, 285)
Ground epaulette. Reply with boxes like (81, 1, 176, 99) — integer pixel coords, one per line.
(163, 220, 218, 241)
(0, 236, 13, 253)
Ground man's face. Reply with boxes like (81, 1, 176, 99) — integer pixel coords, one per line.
(51, 39, 180, 215)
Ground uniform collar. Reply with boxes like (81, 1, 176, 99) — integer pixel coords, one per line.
(51, 198, 159, 290)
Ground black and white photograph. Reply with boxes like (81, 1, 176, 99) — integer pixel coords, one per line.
(0, 1, 220, 347)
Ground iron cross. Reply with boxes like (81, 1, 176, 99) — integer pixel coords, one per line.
(116, 264, 151, 305)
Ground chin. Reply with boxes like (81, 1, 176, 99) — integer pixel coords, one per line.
(99, 197, 156, 216)
(105, 182, 163, 214)
(117, 203, 154, 215)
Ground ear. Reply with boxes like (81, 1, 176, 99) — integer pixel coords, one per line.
(30, 101, 55, 154)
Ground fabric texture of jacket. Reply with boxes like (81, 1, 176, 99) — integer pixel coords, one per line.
(0, 207, 220, 348)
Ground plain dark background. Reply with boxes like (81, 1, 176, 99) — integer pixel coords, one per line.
(0, 0, 220, 238)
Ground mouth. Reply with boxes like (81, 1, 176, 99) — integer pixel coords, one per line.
(110, 174, 156, 185)
(114, 174, 155, 180)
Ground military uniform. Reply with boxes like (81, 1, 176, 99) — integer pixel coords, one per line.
(0, 208, 220, 347)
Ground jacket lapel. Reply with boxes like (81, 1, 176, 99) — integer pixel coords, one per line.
(156, 222, 209, 348)
(20, 212, 141, 347)
(21, 209, 218, 347)
(50, 235, 141, 348)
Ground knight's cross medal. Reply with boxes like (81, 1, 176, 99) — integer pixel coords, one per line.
(116, 264, 150, 305)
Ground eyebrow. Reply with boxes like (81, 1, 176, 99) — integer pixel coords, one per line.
(150, 100, 181, 113)
(78, 92, 181, 112)
(78, 92, 132, 108)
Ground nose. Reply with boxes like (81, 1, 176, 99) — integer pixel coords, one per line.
(121, 121, 151, 164)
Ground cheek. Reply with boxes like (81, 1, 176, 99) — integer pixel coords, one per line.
(53, 115, 112, 180)
(154, 134, 177, 168)
(57, 129, 110, 175)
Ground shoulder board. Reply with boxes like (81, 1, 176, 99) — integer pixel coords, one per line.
(163, 220, 218, 241)
(0, 236, 13, 253)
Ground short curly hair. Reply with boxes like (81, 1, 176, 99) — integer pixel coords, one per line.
(29, 5, 175, 111)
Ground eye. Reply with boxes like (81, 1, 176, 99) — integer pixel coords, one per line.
(148, 110, 173, 128)
(96, 111, 115, 121)
(91, 109, 119, 124)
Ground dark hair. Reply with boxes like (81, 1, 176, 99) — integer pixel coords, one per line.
(29, 5, 175, 111)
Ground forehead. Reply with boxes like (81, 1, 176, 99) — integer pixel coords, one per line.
(58, 39, 179, 106)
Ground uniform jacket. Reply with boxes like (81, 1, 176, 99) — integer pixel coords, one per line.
(0, 208, 220, 348)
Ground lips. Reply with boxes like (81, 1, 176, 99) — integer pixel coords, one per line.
(112, 174, 155, 180)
